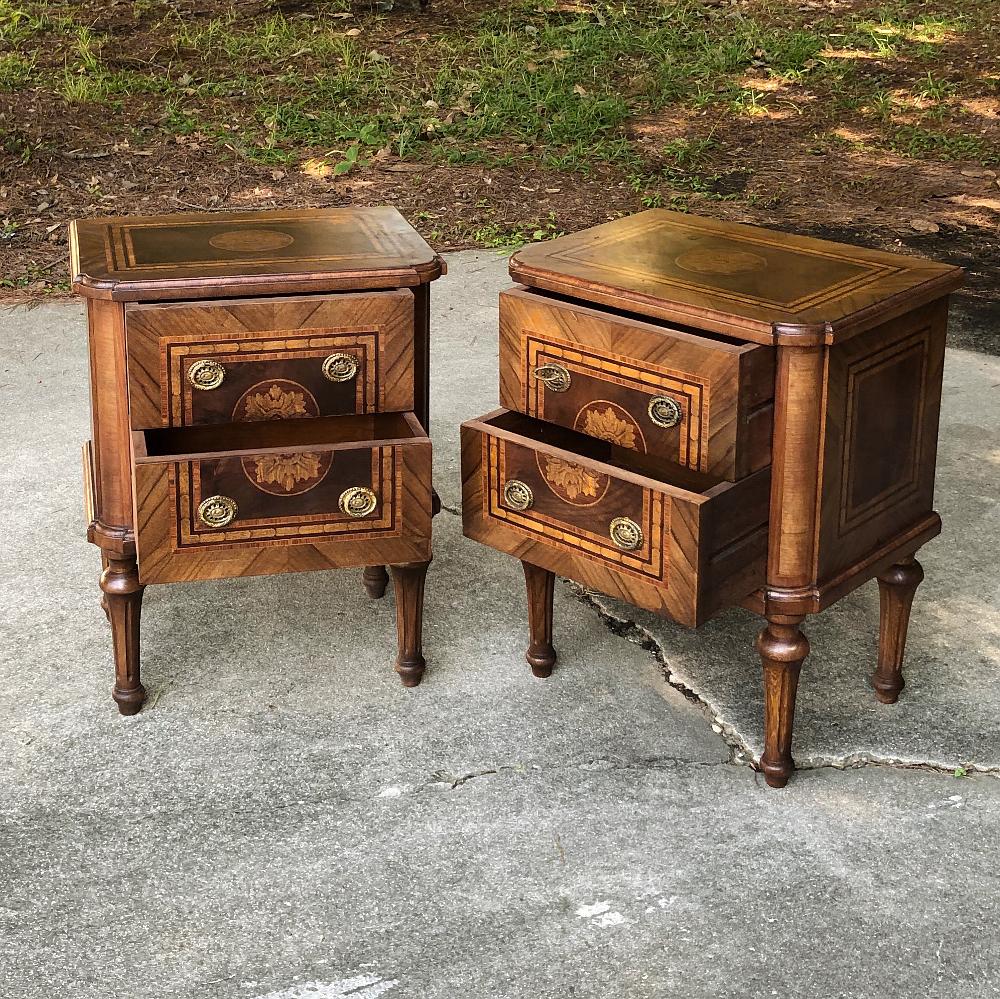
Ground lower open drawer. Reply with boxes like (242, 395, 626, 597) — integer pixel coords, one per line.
(132, 412, 431, 584)
(460, 409, 769, 627)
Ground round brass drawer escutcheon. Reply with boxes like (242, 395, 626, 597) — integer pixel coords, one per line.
(648, 395, 682, 429)
(503, 479, 534, 512)
(339, 486, 378, 518)
(609, 516, 643, 551)
(322, 353, 359, 383)
(532, 363, 571, 393)
(197, 494, 238, 528)
(187, 358, 226, 391)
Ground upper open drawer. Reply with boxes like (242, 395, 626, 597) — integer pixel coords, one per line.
(498, 287, 774, 482)
(125, 290, 415, 430)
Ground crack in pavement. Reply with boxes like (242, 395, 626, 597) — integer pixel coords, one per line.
(569, 581, 1000, 778)
(436, 501, 999, 779)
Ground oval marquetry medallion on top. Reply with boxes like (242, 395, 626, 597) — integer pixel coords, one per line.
(233, 379, 332, 495)
(674, 246, 767, 276)
(208, 229, 295, 252)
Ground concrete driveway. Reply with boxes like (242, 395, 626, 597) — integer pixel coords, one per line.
(1, 251, 998, 999)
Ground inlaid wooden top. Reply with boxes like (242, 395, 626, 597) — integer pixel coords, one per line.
(509, 210, 963, 344)
(70, 207, 444, 301)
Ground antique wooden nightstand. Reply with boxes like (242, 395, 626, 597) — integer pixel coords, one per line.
(72, 207, 444, 713)
(460, 209, 963, 787)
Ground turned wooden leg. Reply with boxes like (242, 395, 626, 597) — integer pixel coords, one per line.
(99, 551, 110, 622)
(100, 553, 146, 716)
(362, 564, 389, 600)
(873, 556, 924, 705)
(522, 560, 556, 678)
(757, 615, 809, 788)
(389, 561, 430, 687)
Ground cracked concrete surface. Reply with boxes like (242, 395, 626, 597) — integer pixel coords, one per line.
(1, 250, 999, 998)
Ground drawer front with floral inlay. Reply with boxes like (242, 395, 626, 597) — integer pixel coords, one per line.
(499, 287, 774, 482)
(125, 290, 415, 430)
(132, 412, 431, 584)
(460, 409, 770, 627)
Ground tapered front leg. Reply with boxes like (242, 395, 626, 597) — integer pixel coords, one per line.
(362, 565, 389, 600)
(757, 615, 809, 788)
(389, 561, 430, 687)
(101, 553, 146, 715)
(873, 557, 924, 704)
(522, 560, 556, 678)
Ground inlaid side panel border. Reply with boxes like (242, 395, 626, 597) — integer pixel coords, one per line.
(838, 327, 930, 535)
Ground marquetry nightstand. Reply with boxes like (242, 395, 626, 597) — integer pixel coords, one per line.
(72, 207, 444, 713)
(460, 209, 963, 787)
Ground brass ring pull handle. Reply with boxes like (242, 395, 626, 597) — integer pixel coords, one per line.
(502, 479, 534, 512)
(197, 494, 238, 528)
(609, 516, 643, 551)
(187, 358, 226, 391)
(648, 395, 682, 429)
(531, 363, 571, 393)
(339, 486, 378, 518)
(322, 353, 359, 383)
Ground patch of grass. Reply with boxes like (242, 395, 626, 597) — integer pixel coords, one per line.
(0, 1, 73, 45)
(886, 124, 1000, 164)
(0, 51, 34, 88)
(469, 214, 565, 249)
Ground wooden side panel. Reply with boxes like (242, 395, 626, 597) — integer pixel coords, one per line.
(460, 414, 769, 627)
(816, 299, 947, 583)
(126, 290, 415, 429)
(498, 287, 773, 481)
(134, 439, 431, 583)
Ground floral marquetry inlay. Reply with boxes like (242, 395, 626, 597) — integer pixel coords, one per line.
(576, 402, 645, 452)
(243, 383, 311, 421)
(538, 454, 609, 505)
(249, 452, 330, 495)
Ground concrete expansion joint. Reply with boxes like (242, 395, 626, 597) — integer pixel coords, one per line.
(566, 581, 1000, 781)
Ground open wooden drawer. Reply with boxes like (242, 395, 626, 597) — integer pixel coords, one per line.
(499, 286, 774, 482)
(460, 409, 770, 627)
(132, 412, 431, 584)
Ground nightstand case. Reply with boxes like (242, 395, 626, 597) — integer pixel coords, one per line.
(460, 209, 963, 787)
(72, 207, 444, 712)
